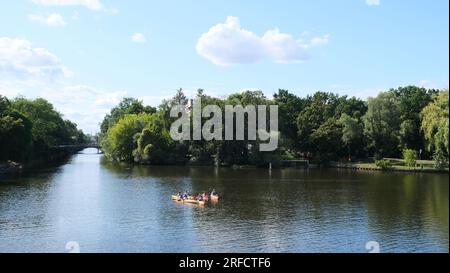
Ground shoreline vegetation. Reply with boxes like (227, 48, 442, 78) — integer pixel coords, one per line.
(1, 86, 449, 175)
(98, 86, 449, 173)
(330, 159, 449, 174)
(0, 95, 90, 175)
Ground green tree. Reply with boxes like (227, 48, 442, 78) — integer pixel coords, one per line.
(363, 92, 402, 158)
(310, 118, 343, 163)
(133, 112, 189, 165)
(10, 97, 85, 150)
(248, 131, 282, 167)
(421, 90, 449, 168)
(0, 95, 9, 114)
(188, 89, 224, 165)
(273, 89, 305, 151)
(1, 95, 85, 162)
(0, 111, 33, 162)
(297, 92, 339, 155)
(159, 88, 189, 128)
(297, 92, 366, 161)
(399, 119, 418, 151)
(102, 113, 154, 161)
(335, 96, 367, 120)
(391, 86, 437, 151)
(338, 113, 363, 161)
(216, 90, 271, 166)
(100, 97, 156, 135)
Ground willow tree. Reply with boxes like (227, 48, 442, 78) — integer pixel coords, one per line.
(421, 90, 449, 168)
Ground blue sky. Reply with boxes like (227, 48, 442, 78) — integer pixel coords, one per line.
(0, 0, 448, 133)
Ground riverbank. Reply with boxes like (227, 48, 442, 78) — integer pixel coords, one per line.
(100, 155, 449, 174)
(0, 148, 85, 176)
(330, 159, 449, 174)
(0, 161, 23, 174)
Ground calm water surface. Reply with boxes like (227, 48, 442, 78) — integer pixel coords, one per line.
(0, 149, 448, 253)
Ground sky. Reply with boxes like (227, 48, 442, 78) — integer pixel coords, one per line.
(0, 0, 448, 133)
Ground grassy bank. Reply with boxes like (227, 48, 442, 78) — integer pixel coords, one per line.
(331, 158, 449, 173)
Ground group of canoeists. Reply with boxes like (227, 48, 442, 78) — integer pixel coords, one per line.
(172, 189, 219, 205)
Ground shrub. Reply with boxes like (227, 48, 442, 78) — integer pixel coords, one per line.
(375, 159, 392, 171)
(403, 149, 418, 167)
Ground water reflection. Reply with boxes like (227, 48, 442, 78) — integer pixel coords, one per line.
(0, 149, 448, 253)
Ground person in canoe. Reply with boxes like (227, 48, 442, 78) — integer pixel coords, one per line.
(196, 194, 203, 201)
(202, 192, 209, 201)
(210, 189, 219, 200)
(182, 191, 189, 200)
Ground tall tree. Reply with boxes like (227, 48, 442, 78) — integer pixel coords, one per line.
(363, 92, 402, 158)
(338, 113, 364, 161)
(297, 92, 338, 155)
(310, 118, 343, 163)
(11, 98, 80, 148)
(0, 97, 33, 162)
(100, 97, 156, 135)
(273, 89, 305, 151)
(421, 90, 449, 166)
(101, 113, 154, 161)
(391, 86, 437, 151)
(1, 95, 85, 162)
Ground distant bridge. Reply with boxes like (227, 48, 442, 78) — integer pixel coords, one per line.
(51, 143, 102, 153)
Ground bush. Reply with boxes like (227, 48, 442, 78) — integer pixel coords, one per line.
(101, 113, 154, 161)
(403, 149, 418, 167)
(433, 148, 449, 170)
(375, 159, 392, 171)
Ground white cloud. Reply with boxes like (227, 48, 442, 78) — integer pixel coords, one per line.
(41, 85, 127, 133)
(366, 0, 380, 6)
(262, 29, 310, 64)
(131, 33, 147, 43)
(0, 37, 71, 84)
(28, 13, 67, 27)
(32, 0, 103, 10)
(309, 34, 330, 47)
(196, 17, 263, 65)
(0, 36, 126, 133)
(0, 81, 24, 98)
(196, 16, 329, 65)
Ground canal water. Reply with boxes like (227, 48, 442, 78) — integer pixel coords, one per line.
(0, 149, 448, 253)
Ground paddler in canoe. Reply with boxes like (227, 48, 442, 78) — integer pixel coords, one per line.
(210, 189, 219, 201)
(196, 193, 206, 205)
(172, 191, 214, 205)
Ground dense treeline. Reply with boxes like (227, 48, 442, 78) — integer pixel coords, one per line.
(99, 86, 449, 169)
(0, 95, 88, 163)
